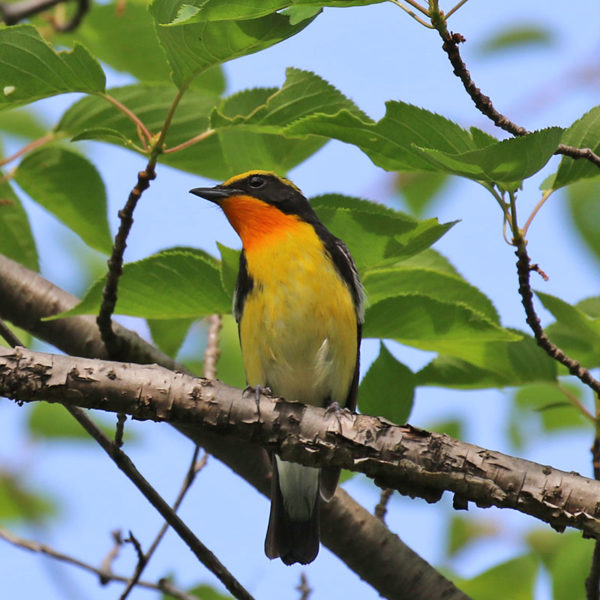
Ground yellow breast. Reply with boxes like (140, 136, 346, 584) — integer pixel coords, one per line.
(239, 223, 357, 407)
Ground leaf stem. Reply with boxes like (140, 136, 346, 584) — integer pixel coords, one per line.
(522, 188, 554, 238)
(101, 93, 153, 149)
(164, 129, 215, 154)
(0, 132, 54, 167)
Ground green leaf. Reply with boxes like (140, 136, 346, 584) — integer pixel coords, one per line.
(394, 171, 449, 217)
(211, 68, 370, 131)
(510, 383, 588, 445)
(400, 248, 461, 277)
(286, 101, 477, 172)
(454, 555, 538, 600)
(210, 314, 245, 388)
(0, 472, 56, 523)
(0, 180, 38, 271)
(148, 318, 195, 357)
(15, 146, 112, 254)
(567, 177, 600, 264)
(57, 84, 325, 179)
(428, 419, 463, 439)
(578, 296, 600, 318)
(477, 25, 556, 55)
(415, 127, 563, 187)
(363, 266, 499, 324)
(446, 514, 498, 557)
(164, 582, 233, 600)
(416, 332, 557, 389)
(217, 243, 240, 298)
(0, 25, 105, 111)
(55, 248, 230, 319)
(27, 401, 127, 441)
(554, 106, 600, 188)
(310, 194, 454, 273)
(364, 295, 520, 361)
(528, 530, 593, 600)
(0, 108, 48, 140)
(358, 343, 414, 424)
(537, 291, 600, 368)
(150, 0, 318, 88)
(165, 0, 382, 23)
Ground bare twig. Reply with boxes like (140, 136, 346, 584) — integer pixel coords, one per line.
(431, 11, 600, 172)
(51, 0, 88, 31)
(203, 314, 222, 380)
(99, 530, 124, 585)
(0, 319, 21, 348)
(115, 412, 127, 447)
(119, 446, 207, 600)
(297, 572, 312, 600)
(0, 527, 198, 600)
(96, 165, 156, 359)
(63, 405, 253, 600)
(513, 241, 600, 396)
(374, 488, 394, 523)
(0, 0, 62, 23)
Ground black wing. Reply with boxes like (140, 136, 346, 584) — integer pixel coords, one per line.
(233, 250, 254, 325)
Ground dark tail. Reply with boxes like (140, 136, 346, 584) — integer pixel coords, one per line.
(264, 457, 320, 565)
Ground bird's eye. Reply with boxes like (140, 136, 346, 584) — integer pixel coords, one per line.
(248, 175, 266, 189)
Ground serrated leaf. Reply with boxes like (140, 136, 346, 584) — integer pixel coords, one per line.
(416, 331, 557, 389)
(15, 146, 112, 254)
(358, 342, 414, 424)
(286, 101, 477, 172)
(54, 248, 231, 319)
(165, 0, 382, 24)
(454, 555, 538, 600)
(0, 180, 38, 271)
(0, 25, 105, 111)
(211, 68, 370, 131)
(148, 318, 195, 357)
(364, 295, 520, 366)
(414, 127, 563, 187)
(554, 107, 600, 188)
(0, 471, 56, 523)
(363, 267, 499, 323)
(57, 84, 325, 179)
(150, 0, 318, 88)
(567, 177, 600, 263)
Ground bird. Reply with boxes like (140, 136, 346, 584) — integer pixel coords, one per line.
(190, 170, 363, 565)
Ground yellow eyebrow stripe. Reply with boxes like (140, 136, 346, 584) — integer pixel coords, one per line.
(223, 170, 301, 194)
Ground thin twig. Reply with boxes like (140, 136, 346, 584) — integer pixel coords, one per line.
(0, 527, 198, 600)
(99, 530, 123, 585)
(115, 412, 127, 447)
(163, 129, 215, 154)
(374, 488, 394, 523)
(51, 0, 88, 31)
(119, 446, 207, 600)
(96, 165, 156, 359)
(0, 319, 21, 348)
(101, 93, 153, 148)
(96, 85, 189, 359)
(0, 133, 54, 168)
(296, 572, 312, 600)
(388, 0, 433, 28)
(0, 0, 61, 23)
(64, 405, 253, 600)
(203, 314, 222, 380)
(432, 12, 600, 171)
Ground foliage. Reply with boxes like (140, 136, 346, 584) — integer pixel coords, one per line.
(0, 2, 599, 600)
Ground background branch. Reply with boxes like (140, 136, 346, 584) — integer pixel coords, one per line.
(2, 346, 600, 542)
(0, 254, 466, 600)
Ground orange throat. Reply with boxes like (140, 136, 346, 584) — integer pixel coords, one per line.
(220, 195, 301, 251)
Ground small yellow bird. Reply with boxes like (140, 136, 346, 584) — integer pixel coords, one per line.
(191, 171, 363, 565)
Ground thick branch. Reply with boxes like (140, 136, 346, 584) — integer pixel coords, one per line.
(2, 346, 600, 541)
(0, 255, 464, 600)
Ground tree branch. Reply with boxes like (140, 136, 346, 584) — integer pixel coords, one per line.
(2, 346, 600, 542)
(0, 254, 469, 600)
(0, 527, 199, 600)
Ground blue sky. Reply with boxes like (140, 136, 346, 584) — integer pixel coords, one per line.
(2, 2, 600, 599)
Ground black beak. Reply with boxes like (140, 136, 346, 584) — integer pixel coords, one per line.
(189, 186, 235, 204)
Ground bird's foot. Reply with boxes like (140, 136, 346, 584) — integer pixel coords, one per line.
(243, 385, 272, 421)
